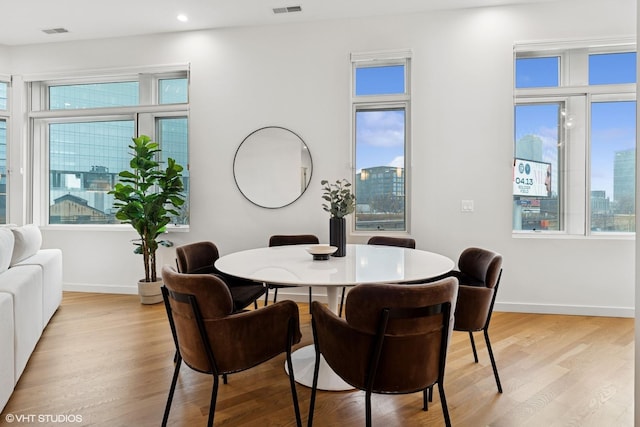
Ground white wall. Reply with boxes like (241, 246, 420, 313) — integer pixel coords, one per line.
(5, 0, 637, 315)
(0, 46, 8, 73)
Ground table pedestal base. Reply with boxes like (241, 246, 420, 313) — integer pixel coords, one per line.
(285, 344, 354, 391)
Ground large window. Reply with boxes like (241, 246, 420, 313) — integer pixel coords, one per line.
(352, 52, 410, 232)
(30, 69, 189, 226)
(514, 42, 636, 234)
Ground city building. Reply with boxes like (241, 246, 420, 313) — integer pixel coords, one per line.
(614, 148, 636, 214)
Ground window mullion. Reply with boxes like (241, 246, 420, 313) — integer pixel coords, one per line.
(139, 73, 154, 105)
(565, 95, 587, 235)
(30, 103, 188, 120)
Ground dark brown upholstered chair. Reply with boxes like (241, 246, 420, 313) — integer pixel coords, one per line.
(308, 278, 458, 427)
(446, 247, 503, 393)
(337, 236, 417, 316)
(366, 235, 416, 249)
(267, 234, 319, 308)
(160, 265, 302, 427)
(175, 241, 265, 312)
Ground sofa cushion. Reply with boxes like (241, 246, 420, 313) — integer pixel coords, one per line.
(0, 229, 14, 274)
(0, 265, 43, 383)
(15, 249, 63, 328)
(10, 225, 42, 266)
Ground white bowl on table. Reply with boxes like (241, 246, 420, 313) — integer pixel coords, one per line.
(306, 245, 338, 261)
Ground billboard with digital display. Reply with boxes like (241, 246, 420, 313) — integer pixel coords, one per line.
(513, 158, 551, 197)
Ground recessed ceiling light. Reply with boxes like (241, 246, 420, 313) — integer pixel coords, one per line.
(177, 14, 188, 22)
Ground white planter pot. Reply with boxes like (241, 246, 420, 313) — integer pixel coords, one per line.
(137, 279, 163, 305)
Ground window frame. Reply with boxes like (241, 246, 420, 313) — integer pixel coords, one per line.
(0, 76, 10, 225)
(588, 92, 636, 235)
(513, 39, 636, 237)
(27, 67, 189, 229)
(351, 51, 412, 236)
(513, 97, 568, 233)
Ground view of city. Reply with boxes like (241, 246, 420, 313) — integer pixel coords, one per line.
(48, 118, 189, 225)
(0, 77, 188, 225)
(45, 78, 188, 225)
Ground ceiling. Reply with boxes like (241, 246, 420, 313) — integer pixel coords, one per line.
(2, 0, 557, 47)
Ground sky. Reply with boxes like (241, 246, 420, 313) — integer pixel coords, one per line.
(355, 109, 405, 172)
(354, 65, 406, 172)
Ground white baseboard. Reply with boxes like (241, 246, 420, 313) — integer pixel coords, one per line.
(494, 302, 634, 318)
(62, 283, 633, 318)
(63, 283, 138, 295)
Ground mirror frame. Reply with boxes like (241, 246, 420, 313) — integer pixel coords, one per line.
(233, 126, 313, 209)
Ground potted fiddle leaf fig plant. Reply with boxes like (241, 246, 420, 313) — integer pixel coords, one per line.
(110, 135, 185, 304)
(321, 179, 355, 257)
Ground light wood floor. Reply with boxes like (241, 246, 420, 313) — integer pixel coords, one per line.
(0, 292, 633, 426)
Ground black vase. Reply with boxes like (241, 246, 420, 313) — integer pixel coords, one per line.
(329, 217, 346, 257)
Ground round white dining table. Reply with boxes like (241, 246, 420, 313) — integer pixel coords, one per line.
(215, 243, 455, 391)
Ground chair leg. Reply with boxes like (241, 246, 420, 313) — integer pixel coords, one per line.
(308, 342, 322, 426)
(365, 390, 372, 427)
(286, 348, 302, 427)
(424, 385, 433, 406)
(162, 354, 182, 427)
(468, 331, 479, 363)
(422, 388, 429, 411)
(338, 287, 346, 317)
(437, 382, 452, 427)
(484, 328, 503, 393)
(264, 287, 270, 306)
(273, 287, 279, 303)
(207, 373, 220, 427)
(222, 373, 228, 384)
(308, 288, 312, 314)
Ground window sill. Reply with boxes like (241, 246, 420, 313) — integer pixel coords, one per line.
(40, 224, 190, 233)
(512, 231, 634, 240)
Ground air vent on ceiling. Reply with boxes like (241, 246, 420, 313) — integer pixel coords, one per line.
(273, 6, 302, 14)
(42, 28, 69, 34)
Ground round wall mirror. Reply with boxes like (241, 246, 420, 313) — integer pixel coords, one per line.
(233, 126, 313, 209)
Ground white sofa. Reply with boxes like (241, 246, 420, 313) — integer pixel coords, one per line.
(0, 225, 62, 413)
